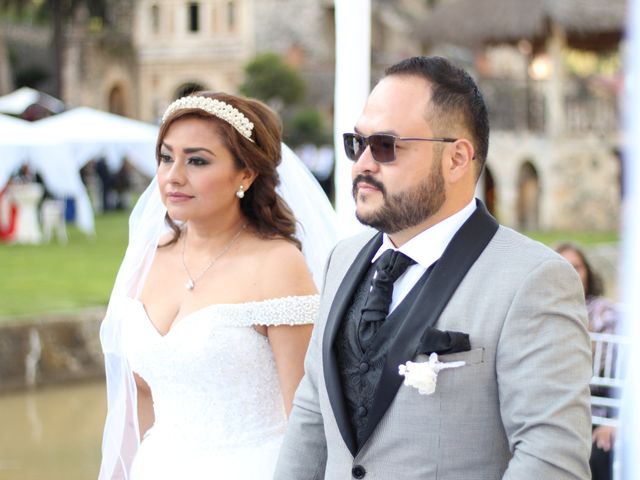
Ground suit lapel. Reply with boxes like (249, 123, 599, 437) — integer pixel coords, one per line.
(323, 232, 382, 457)
(358, 200, 499, 452)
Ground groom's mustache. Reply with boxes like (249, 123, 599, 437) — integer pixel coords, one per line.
(352, 174, 386, 199)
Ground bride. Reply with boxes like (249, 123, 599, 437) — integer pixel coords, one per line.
(98, 92, 337, 479)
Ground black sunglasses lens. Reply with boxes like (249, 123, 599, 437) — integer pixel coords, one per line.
(369, 135, 396, 163)
(343, 133, 396, 163)
(343, 133, 363, 161)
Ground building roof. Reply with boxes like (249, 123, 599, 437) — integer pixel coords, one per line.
(419, 0, 626, 51)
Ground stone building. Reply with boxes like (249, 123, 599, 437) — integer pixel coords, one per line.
(421, 0, 624, 232)
(6, 0, 623, 232)
(0, 23, 55, 96)
(0, 31, 11, 94)
(63, 8, 138, 117)
(60, 0, 427, 121)
(132, 0, 255, 122)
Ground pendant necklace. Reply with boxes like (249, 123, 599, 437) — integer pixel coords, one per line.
(181, 223, 246, 291)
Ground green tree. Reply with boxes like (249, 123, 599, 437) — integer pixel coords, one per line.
(0, 0, 109, 97)
(284, 106, 329, 147)
(239, 52, 305, 111)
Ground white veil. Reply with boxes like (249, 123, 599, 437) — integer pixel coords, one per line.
(98, 144, 337, 479)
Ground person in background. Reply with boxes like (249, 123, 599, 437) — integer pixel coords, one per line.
(556, 242, 618, 480)
(114, 158, 133, 210)
(95, 156, 115, 212)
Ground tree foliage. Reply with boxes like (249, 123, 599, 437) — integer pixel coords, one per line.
(284, 106, 330, 146)
(0, 0, 107, 20)
(0, 0, 110, 96)
(239, 52, 305, 109)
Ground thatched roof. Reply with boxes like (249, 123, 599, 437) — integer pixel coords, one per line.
(418, 0, 626, 51)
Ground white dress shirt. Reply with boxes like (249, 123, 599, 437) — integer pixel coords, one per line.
(371, 199, 477, 314)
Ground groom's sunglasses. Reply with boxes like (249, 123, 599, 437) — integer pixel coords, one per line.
(343, 132, 457, 164)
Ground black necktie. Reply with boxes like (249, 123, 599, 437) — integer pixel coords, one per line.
(358, 249, 416, 350)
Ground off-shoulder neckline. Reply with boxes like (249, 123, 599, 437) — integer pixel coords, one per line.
(125, 294, 318, 338)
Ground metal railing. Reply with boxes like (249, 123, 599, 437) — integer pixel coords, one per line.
(478, 77, 619, 134)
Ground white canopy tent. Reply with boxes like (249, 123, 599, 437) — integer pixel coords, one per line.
(0, 113, 95, 234)
(0, 114, 31, 179)
(1, 108, 159, 236)
(32, 107, 159, 177)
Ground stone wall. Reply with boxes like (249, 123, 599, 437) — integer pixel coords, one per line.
(0, 308, 105, 393)
(487, 132, 621, 231)
(1, 23, 55, 95)
(63, 25, 139, 117)
(0, 29, 12, 94)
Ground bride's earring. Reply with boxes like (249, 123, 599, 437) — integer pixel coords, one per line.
(236, 185, 245, 199)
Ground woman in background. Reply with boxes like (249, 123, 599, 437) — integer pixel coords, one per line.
(556, 242, 617, 480)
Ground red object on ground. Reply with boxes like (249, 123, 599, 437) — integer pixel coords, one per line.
(0, 190, 18, 242)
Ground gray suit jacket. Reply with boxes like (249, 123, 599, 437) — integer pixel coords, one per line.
(275, 214, 592, 479)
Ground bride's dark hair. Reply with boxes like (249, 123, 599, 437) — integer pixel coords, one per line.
(156, 91, 300, 249)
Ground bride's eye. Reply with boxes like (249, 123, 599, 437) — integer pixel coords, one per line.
(188, 156, 209, 166)
(158, 153, 172, 164)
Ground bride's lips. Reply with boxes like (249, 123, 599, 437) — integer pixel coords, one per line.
(166, 192, 194, 202)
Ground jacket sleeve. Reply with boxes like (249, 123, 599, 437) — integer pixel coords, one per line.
(499, 258, 592, 480)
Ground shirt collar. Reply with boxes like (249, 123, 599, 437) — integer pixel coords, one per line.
(372, 198, 477, 269)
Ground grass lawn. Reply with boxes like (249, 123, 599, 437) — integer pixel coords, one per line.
(524, 230, 619, 246)
(0, 208, 619, 320)
(0, 211, 130, 320)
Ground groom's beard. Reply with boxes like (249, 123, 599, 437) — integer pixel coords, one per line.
(352, 159, 446, 234)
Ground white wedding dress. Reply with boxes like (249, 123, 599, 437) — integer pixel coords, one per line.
(120, 294, 319, 480)
(98, 145, 337, 479)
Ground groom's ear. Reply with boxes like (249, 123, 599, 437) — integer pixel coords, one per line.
(444, 139, 474, 185)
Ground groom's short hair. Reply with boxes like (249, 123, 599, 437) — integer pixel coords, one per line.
(385, 56, 489, 175)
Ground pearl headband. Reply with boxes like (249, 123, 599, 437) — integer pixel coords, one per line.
(161, 96, 255, 142)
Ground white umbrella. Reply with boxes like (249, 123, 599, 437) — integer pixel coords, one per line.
(0, 87, 65, 115)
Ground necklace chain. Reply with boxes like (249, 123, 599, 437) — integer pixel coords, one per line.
(181, 224, 246, 291)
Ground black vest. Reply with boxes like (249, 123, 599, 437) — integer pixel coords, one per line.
(335, 261, 433, 449)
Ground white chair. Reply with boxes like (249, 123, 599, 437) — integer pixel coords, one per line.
(41, 198, 68, 244)
(590, 332, 630, 427)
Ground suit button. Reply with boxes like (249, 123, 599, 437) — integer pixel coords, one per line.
(352, 465, 366, 479)
(357, 406, 368, 417)
(358, 362, 369, 373)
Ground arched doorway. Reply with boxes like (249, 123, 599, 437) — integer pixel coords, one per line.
(108, 84, 128, 116)
(482, 166, 496, 216)
(174, 82, 206, 99)
(516, 161, 540, 231)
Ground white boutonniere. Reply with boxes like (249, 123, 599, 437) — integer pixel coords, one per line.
(398, 352, 466, 395)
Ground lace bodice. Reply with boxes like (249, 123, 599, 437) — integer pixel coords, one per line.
(119, 295, 319, 478)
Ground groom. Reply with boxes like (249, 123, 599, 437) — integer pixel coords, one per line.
(275, 56, 592, 479)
